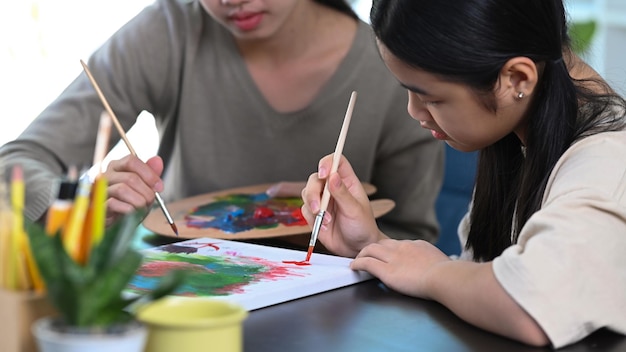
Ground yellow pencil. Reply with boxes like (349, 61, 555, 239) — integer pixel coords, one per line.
(88, 175, 108, 246)
(0, 195, 11, 289)
(10, 165, 31, 290)
(78, 175, 107, 264)
(77, 111, 111, 263)
(89, 111, 111, 247)
(13, 166, 45, 292)
(20, 227, 44, 292)
(63, 176, 92, 263)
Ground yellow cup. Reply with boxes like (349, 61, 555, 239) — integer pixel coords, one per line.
(137, 297, 248, 352)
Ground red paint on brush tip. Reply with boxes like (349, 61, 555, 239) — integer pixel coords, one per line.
(171, 223, 179, 236)
(305, 246, 314, 262)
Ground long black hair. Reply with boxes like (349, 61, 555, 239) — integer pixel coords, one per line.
(371, 0, 626, 261)
(315, 0, 358, 19)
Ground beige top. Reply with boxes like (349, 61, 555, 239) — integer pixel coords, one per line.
(459, 130, 626, 348)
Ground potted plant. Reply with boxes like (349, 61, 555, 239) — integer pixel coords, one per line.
(26, 208, 184, 352)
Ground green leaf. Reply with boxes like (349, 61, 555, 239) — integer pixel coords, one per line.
(76, 250, 143, 326)
(26, 209, 182, 328)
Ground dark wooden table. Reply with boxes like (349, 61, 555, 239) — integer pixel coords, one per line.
(134, 230, 624, 351)
(243, 279, 625, 352)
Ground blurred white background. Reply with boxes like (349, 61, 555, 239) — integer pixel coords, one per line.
(1, 0, 624, 153)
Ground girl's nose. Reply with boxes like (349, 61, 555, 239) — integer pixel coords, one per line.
(407, 92, 433, 122)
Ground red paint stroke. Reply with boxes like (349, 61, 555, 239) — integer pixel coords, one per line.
(185, 241, 221, 251)
(139, 260, 214, 277)
(282, 260, 311, 266)
(253, 206, 275, 219)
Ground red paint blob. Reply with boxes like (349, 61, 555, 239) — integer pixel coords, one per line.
(253, 206, 275, 219)
(282, 260, 311, 266)
(290, 208, 304, 221)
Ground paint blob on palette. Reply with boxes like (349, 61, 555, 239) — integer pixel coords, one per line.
(126, 238, 373, 310)
(184, 193, 307, 233)
(142, 183, 395, 239)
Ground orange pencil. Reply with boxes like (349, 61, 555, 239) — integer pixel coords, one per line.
(45, 165, 78, 236)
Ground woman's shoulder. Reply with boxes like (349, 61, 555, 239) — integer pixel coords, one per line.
(566, 129, 626, 159)
(544, 129, 626, 204)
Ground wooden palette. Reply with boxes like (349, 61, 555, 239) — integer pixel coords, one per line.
(143, 183, 395, 240)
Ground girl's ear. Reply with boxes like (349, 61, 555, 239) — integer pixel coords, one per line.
(497, 57, 539, 103)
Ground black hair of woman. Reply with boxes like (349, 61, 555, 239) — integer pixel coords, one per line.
(370, 0, 626, 261)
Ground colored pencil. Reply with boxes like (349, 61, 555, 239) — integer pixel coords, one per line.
(79, 112, 112, 260)
(80, 60, 179, 236)
(45, 165, 78, 236)
(0, 210, 10, 289)
(80, 175, 108, 260)
(0, 176, 11, 289)
(93, 111, 112, 173)
(10, 165, 32, 290)
(63, 175, 92, 263)
(306, 91, 357, 262)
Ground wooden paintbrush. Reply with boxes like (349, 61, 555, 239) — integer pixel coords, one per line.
(306, 91, 357, 262)
(80, 60, 179, 236)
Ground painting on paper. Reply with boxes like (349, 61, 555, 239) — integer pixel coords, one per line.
(127, 238, 373, 310)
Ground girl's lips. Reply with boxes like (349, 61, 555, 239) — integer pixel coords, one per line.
(420, 122, 448, 140)
(431, 129, 448, 140)
(230, 12, 263, 31)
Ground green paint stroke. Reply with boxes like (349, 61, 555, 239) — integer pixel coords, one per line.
(127, 250, 304, 297)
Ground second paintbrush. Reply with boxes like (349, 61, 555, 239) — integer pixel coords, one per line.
(305, 91, 357, 262)
(80, 60, 179, 236)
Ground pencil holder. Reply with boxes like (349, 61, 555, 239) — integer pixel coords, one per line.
(0, 289, 57, 352)
(137, 297, 248, 352)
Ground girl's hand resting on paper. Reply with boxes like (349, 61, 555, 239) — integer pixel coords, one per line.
(301, 154, 384, 258)
(351, 239, 451, 298)
(102, 154, 164, 225)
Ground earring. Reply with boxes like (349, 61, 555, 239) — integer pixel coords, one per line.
(516, 92, 525, 100)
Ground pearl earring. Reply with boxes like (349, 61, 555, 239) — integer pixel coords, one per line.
(516, 92, 525, 100)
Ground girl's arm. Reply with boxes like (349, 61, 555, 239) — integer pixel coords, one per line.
(352, 240, 550, 347)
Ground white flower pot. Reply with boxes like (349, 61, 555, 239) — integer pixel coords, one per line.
(32, 317, 147, 352)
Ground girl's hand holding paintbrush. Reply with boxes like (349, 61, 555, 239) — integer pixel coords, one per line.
(301, 154, 384, 258)
(302, 154, 451, 298)
(101, 154, 165, 226)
